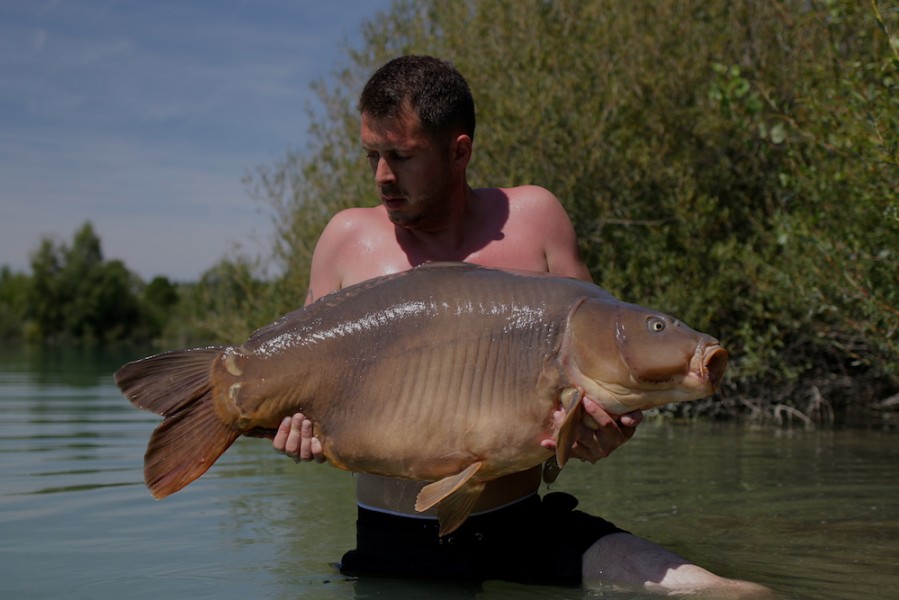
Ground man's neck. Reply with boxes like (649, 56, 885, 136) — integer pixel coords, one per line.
(396, 186, 479, 263)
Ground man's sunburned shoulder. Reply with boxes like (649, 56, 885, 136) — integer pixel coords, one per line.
(476, 184, 552, 199)
(315, 206, 412, 287)
(327, 205, 390, 230)
(477, 185, 565, 215)
(319, 206, 394, 249)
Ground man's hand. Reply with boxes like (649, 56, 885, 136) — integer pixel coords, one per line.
(273, 413, 326, 463)
(541, 397, 642, 463)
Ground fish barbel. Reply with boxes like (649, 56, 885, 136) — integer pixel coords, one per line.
(116, 262, 727, 535)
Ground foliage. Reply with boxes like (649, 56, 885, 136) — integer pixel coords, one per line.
(241, 0, 897, 420)
(168, 256, 280, 344)
(141, 275, 179, 341)
(26, 223, 138, 342)
(4, 1, 893, 421)
(0, 266, 29, 341)
(0, 222, 172, 344)
(0, 226, 278, 347)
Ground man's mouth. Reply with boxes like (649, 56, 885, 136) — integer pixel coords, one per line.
(381, 195, 405, 209)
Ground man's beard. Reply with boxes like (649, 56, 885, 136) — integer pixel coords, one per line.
(383, 179, 453, 231)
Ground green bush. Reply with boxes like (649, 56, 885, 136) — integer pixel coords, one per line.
(243, 0, 898, 420)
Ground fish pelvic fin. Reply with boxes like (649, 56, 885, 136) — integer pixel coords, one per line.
(436, 480, 486, 537)
(415, 461, 484, 535)
(114, 347, 239, 499)
(555, 387, 585, 469)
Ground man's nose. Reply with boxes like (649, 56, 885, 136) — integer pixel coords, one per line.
(374, 158, 395, 185)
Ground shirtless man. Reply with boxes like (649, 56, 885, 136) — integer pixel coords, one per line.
(273, 55, 770, 596)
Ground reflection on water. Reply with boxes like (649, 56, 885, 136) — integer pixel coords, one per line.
(0, 345, 897, 599)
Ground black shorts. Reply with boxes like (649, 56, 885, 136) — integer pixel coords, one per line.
(339, 492, 626, 585)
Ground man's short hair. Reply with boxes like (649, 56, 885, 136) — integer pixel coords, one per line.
(359, 55, 476, 143)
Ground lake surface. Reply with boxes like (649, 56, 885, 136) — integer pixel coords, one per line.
(1, 345, 897, 600)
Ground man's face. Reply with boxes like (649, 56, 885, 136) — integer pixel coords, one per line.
(360, 107, 455, 231)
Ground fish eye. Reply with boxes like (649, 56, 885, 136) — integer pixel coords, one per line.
(647, 317, 666, 332)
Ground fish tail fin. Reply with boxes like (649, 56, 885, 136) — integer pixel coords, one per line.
(115, 347, 239, 499)
(144, 389, 240, 498)
(115, 346, 224, 416)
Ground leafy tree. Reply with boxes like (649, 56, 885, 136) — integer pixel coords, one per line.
(28, 237, 66, 340)
(141, 275, 179, 338)
(25, 222, 147, 343)
(174, 256, 278, 343)
(237, 0, 896, 419)
(0, 266, 30, 340)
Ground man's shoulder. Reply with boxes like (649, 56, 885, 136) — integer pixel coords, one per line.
(480, 185, 562, 211)
(479, 183, 553, 198)
(320, 205, 391, 240)
(327, 205, 388, 228)
(477, 186, 569, 229)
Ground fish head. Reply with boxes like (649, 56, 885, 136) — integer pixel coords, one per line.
(564, 298, 728, 414)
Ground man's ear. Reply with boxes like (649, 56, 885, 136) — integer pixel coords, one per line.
(451, 133, 473, 170)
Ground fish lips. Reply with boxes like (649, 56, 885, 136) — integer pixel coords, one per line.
(701, 344, 729, 390)
(624, 338, 728, 392)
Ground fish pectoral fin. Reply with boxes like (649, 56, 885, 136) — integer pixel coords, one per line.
(435, 480, 486, 537)
(555, 388, 585, 469)
(542, 456, 562, 484)
(415, 461, 483, 514)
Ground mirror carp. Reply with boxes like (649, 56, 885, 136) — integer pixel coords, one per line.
(116, 262, 728, 535)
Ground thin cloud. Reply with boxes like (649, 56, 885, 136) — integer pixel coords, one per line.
(0, 0, 391, 280)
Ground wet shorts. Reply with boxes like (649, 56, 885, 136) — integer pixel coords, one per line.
(339, 492, 626, 585)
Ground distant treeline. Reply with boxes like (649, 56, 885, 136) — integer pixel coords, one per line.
(0, 222, 279, 347)
(2, 0, 895, 423)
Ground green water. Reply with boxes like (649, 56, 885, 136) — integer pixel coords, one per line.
(1, 346, 896, 599)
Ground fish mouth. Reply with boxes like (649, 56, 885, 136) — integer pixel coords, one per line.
(702, 345, 729, 390)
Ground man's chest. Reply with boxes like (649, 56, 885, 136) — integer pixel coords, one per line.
(339, 245, 548, 289)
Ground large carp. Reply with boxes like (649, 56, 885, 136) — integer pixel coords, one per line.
(116, 262, 727, 535)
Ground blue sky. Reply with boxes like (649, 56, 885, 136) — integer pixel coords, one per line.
(0, 0, 394, 281)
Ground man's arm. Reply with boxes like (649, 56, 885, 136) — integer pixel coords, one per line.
(528, 186, 643, 461)
(302, 211, 356, 306)
(518, 185, 592, 282)
(273, 210, 356, 460)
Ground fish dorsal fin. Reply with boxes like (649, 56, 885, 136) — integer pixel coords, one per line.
(416, 461, 483, 513)
(542, 456, 562, 484)
(435, 479, 487, 536)
(555, 388, 585, 468)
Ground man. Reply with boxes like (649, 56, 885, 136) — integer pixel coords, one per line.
(274, 56, 770, 596)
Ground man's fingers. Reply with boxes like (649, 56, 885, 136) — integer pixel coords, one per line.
(284, 414, 305, 460)
(580, 397, 612, 430)
(308, 429, 325, 464)
(619, 409, 643, 429)
(618, 410, 643, 442)
(272, 413, 325, 463)
(299, 417, 321, 462)
(273, 416, 292, 453)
